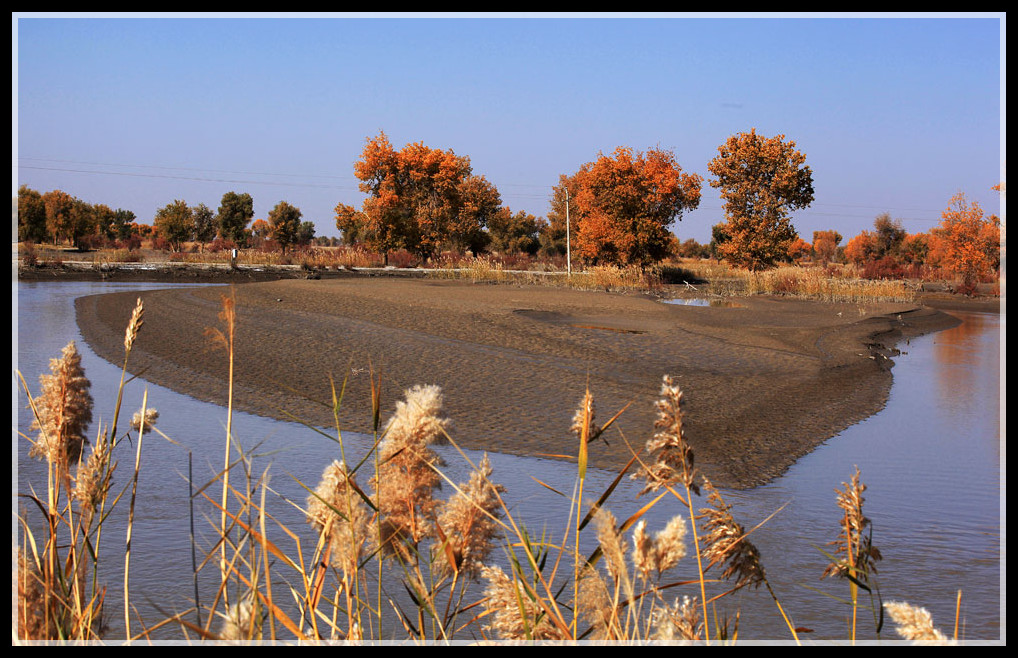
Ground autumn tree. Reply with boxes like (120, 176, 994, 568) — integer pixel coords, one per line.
(674, 237, 710, 260)
(42, 189, 76, 246)
(787, 237, 813, 263)
(487, 207, 542, 255)
(449, 174, 501, 253)
(268, 200, 302, 253)
(153, 199, 195, 251)
(192, 203, 217, 245)
(296, 221, 316, 246)
(335, 202, 370, 246)
(18, 185, 48, 243)
(91, 204, 117, 242)
(250, 219, 271, 243)
(217, 191, 254, 244)
(872, 213, 907, 259)
(929, 192, 1000, 292)
(708, 129, 814, 270)
(353, 132, 502, 261)
(67, 200, 98, 248)
(539, 175, 581, 258)
(568, 146, 703, 267)
(900, 232, 930, 265)
(812, 230, 842, 265)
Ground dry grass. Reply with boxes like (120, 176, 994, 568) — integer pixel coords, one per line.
(15, 296, 966, 644)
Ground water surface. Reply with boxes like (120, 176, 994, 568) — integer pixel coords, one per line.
(14, 281, 1002, 642)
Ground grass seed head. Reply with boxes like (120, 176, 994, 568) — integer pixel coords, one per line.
(884, 601, 951, 644)
(699, 477, 766, 590)
(29, 341, 93, 468)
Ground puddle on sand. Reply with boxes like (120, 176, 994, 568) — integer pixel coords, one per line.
(663, 297, 744, 308)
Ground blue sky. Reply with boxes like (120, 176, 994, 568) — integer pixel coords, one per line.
(13, 13, 1005, 245)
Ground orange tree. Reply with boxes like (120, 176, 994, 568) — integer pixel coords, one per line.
(568, 146, 702, 267)
(353, 132, 502, 260)
(812, 230, 842, 265)
(929, 192, 1000, 291)
(268, 200, 303, 254)
(708, 129, 814, 270)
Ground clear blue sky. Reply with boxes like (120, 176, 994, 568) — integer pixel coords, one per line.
(13, 13, 1005, 245)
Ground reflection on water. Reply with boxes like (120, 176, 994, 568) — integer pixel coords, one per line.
(663, 296, 744, 308)
(14, 282, 1002, 642)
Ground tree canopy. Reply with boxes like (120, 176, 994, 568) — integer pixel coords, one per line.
(353, 132, 503, 260)
(17, 185, 47, 243)
(268, 200, 303, 253)
(153, 199, 195, 250)
(568, 146, 702, 267)
(217, 191, 254, 244)
(929, 192, 1000, 290)
(708, 129, 814, 270)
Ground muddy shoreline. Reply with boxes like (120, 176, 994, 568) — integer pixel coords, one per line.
(65, 269, 981, 489)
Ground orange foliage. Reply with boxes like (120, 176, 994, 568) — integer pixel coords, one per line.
(844, 231, 876, 264)
(354, 132, 498, 259)
(787, 237, 812, 263)
(812, 230, 842, 265)
(570, 146, 702, 267)
(708, 130, 814, 270)
(928, 192, 1000, 290)
(250, 218, 271, 239)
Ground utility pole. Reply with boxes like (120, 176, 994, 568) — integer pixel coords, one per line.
(565, 187, 571, 276)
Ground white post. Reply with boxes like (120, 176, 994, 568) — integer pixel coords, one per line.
(565, 188, 571, 276)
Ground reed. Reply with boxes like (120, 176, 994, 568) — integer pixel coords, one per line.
(16, 296, 968, 644)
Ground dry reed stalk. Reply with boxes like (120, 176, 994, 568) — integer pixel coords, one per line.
(124, 392, 151, 638)
(631, 375, 714, 642)
(306, 460, 371, 578)
(110, 297, 144, 440)
(823, 466, 882, 642)
(204, 291, 238, 603)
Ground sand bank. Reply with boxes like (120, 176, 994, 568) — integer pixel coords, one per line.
(74, 275, 963, 488)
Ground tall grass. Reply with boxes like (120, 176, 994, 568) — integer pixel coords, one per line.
(674, 260, 918, 303)
(16, 296, 962, 644)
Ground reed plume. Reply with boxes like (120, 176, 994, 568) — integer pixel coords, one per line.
(123, 296, 144, 352)
(570, 389, 596, 440)
(699, 477, 765, 590)
(72, 431, 113, 516)
(218, 596, 263, 642)
(435, 453, 505, 579)
(651, 595, 702, 643)
(28, 341, 93, 468)
(883, 601, 951, 644)
(130, 407, 159, 432)
(480, 564, 569, 641)
(307, 460, 372, 577)
(631, 515, 688, 580)
(822, 466, 882, 580)
(633, 375, 699, 496)
(373, 384, 450, 548)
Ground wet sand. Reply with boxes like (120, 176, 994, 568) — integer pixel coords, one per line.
(74, 275, 962, 489)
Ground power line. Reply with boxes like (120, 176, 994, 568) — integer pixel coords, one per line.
(18, 165, 363, 192)
(18, 157, 953, 223)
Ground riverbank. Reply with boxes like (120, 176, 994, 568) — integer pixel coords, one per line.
(67, 269, 985, 489)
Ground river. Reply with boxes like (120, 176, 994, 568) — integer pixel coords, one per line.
(14, 280, 1003, 643)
